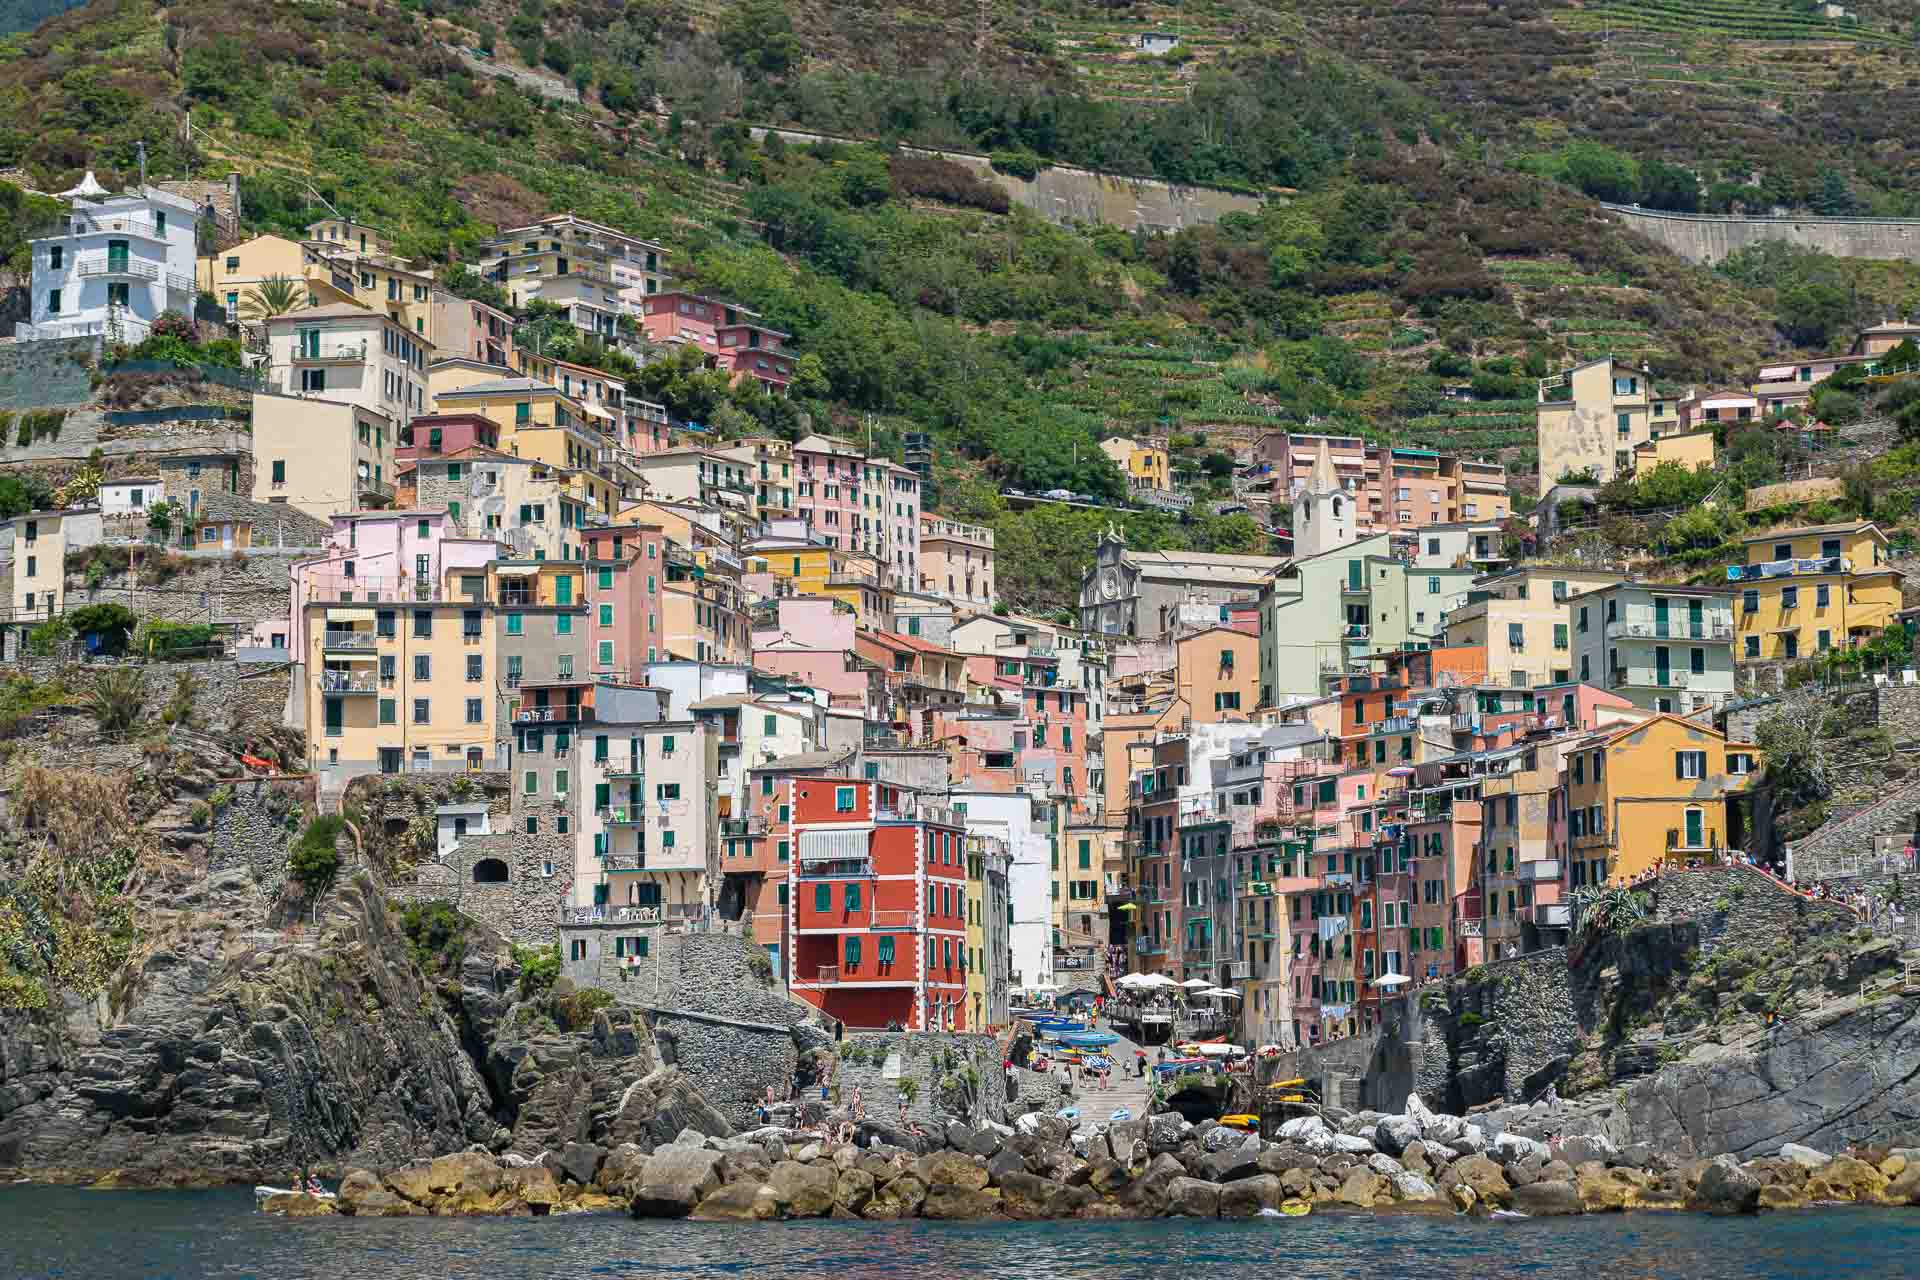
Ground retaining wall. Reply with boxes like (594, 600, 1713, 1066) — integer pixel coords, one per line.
(1603, 203, 1920, 265)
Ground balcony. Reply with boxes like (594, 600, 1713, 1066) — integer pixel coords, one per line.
(1526, 903, 1572, 928)
(1135, 937, 1168, 955)
(322, 629, 377, 651)
(1605, 619, 1734, 642)
(1451, 712, 1479, 732)
(1726, 556, 1848, 582)
(1610, 668, 1690, 690)
(317, 671, 377, 695)
(293, 341, 369, 365)
(517, 705, 592, 724)
(359, 474, 394, 504)
(78, 254, 160, 283)
(601, 852, 643, 871)
(1374, 714, 1416, 735)
(870, 908, 916, 928)
(813, 966, 840, 984)
(797, 858, 875, 879)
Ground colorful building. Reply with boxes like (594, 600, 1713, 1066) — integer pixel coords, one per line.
(1564, 714, 1759, 885)
(1731, 521, 1904, 664)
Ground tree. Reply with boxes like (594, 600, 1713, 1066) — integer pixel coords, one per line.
(290, 816, 345, 893)
(238, 273, 305, 323)
(1809, 169, 1859, 216)
(717, 0, 800, 75)
(68, 603, 137, 655)
(1557, 142, 1640, 204)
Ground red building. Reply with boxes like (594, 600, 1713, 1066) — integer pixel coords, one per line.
(787, 778, 969, 1030)
(396, 413, 500, 463)
(638, 290, 795, 393)
(578, 523, 666, 680)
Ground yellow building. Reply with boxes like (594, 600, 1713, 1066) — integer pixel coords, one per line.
(199, 234, 313, 321)
(430, 374, 622, 519)
(750, 542, 893, 625)
(1441, 567, 1627, 689)
(307, 253, 439, 344)
(1733, 521, 1904, 664)
(663, 546, 749, 663)
(1536, 356, 1655, 484)
(1564, 715, 1759, 885)
(1632, 428, 1716, 473)
(306, 594, 501, 781)
(1100, 435, 1170, 490)
(304, 218, 392, 258)
(4, 506, 99, 622)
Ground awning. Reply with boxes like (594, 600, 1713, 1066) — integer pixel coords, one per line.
(325, 608, 376, 622)
(495, 565, 540, 578)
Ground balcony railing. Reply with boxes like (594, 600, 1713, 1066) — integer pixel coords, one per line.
(517, 705, 590, 724)
(602, 757, 644, 778)
(317, 671, 378, 694)
(1605, 619, 1734, 642)
(870, 908, 916, 928)
(359, 474, 395, 502)
(78, 255, 158, 281)
(595, 805, 644, 825)
(294, 341, 369, 365)
(322, 629, 376, 650)
(814, 966, 840, 984)
(602, 853, 643, 871)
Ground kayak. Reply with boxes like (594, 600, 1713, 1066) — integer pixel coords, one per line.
(254, 1185, 335, 1201)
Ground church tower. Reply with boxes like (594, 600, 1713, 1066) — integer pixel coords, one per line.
(1291, 437, 1355, 559)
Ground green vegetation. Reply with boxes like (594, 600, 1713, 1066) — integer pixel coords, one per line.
(289, 815, 345, 893)
(397, 899, 471, 978)
(81, 667, 146, 735)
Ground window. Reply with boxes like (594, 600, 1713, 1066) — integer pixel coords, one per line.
(413, 610, 432, 638)
(1816, 583, 1830, 608)
(878, 936, 896, 965)
(835, 785, 855, 812)
(556, 615, 572, 636)
(1818, 629, 1832, 651)
(45, 287, 60, 314)
(413, 698, 430, 724)
(378, 698, 396, 725)
(1676, 750, 1707, 780)
(271, 460, 286, 487)
(1691, 647, 1706, 675)
(467, 654, 483, 682)
(844, 936, 862, 968)
(1742, 589, 1758, 614)
(1507, 622, 1525, 651)
(599, 604, 614, 627)
(465, 698, 482, 724)
(1553, 623, 1568, 651)
(1782, 586, 1798, 610)
(1745, 634, 1760, 659)
(1213, 691, 1241, 711)
(846, 883, 862, 912)
(413, 654, 431, 681)
(814, 883, 830, 912)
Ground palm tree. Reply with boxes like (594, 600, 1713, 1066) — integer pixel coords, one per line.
(238, 274, 304, 323)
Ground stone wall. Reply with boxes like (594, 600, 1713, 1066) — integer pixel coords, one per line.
(825, 1030, 1007, 1129)
(1602, 203, 1920, 265)
(747, 125, 1265, 231)
(9, 656, 291, 738)
(54, 549, 303, 633)
(395, 827, 572, 945)
(205, 776, 311, 899)
(0, 337, 97, 410)
(1646, 864, 1855, 956)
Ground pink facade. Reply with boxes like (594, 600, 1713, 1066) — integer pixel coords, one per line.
(580, 523, 665, 679)
(793, 435, 866, 552)
(752, 643, 873, 710)
(397, 414, 500, 464)
(638, 291, 794, 392)
(288, 511, 498, 655)
(1252, 432, 1510, 530)
(751, 597, 855, 651)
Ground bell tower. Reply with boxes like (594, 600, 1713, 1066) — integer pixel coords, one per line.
(1292, 437, 1355, 558)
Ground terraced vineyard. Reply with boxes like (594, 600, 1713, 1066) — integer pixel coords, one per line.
(1037, 2, 1252, 102)
(1565, 0, 1907, 46)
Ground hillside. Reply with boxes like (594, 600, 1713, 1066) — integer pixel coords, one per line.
(0, 0, 1915, 612)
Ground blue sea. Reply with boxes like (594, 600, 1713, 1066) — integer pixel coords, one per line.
(0, 1185, 1915, 1278)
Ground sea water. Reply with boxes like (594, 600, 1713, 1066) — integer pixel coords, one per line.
(0, 1185, 1914, 1279)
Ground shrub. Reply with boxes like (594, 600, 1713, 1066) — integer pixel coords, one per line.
(160, 667, 199, 726)
(290, 815, 345, 892)
(24, 617, 71, 657)
(83, 667, 146, 735)
(67, 602, 137, 653)
(397, 899, 469, 976)
(888, 154, 1010, 214)
(188, 801, 212, 828)
(512, 942, 562, 999)
(988, 150, 1043, 180)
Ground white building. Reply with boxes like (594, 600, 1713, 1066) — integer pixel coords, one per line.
(262, 302, 428, 420)
(953, 789, 1054, 995)
(23, 179, 200, 344)
(98, 477, 159, 518)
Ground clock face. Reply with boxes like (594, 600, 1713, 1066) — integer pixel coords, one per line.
(1101, 569, 1121, 601)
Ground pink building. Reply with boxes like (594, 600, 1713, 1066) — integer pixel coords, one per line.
(792, 433, 867, 553)
(638, 291, 795, 392)
(1252, 433, 1510, 530)
(580, 523, 665, 680)
(287, 510, 500, 655)
(919, 513, 995, 608)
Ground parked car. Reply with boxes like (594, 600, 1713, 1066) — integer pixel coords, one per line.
(1043, 488, 1075, 500)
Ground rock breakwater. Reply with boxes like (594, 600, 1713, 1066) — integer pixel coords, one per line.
(307, 1095, 1920, 1223)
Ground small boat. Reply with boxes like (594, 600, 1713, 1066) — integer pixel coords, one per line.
(1491, 1209, 1530, 1220)
(1060, 1031, 1119, 1049)
(1278, 1199, 1312, 1217)
(255, 1185, 336, 1202)
(1217, 1114, 1259, 1131)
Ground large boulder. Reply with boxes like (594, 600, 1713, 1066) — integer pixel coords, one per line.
(833, 1168, 877, 1216)
(1690, 1156, 1761, 1215)
(596, 1144, 649, 1197)
(1334, 1170, 1387, 1208)
(915, 1150, 990, 1192)
(1330, 1133, 1375, 1156)
(1374, 1115, 1422, 1157)
(1218, 1174, 1282, 1217)
(1108, 1118, 1147, 1165)
(556, 1142, 608, 1187)
(1512, 1179, 1583, 1216)
(1276, 1114, 1330, 1144)
(1390, 1172, 1439, 1205)
(768, 1160, 837, 1218)
(691, 1180, 779, 1221)
(1166, 1176, 1221, 1217)
(1804, 1155, 1888, 1203)
(862, 1173, 927, 1219)
(630, 1147, 723, 1218)
(922, 1184, 1000, 1219)
(1146, 1112, 1190, 1153)
(1437, 1154, 1511, 1209)
(1557, 1135, 1616, 1168)
(1198, 1144, 1262, 1184)
(262, 1192, 337, 1217)
(987, 1150, 1028, 1186)
(1491, 1132, 1546, 1166)
(338, 1169, 422, 1218)
(998, 1170, 1091, 1220)
(1122, 1152, 1187, 1215)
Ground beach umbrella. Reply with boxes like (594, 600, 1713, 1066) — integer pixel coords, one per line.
(1115, 973, 1154, 987)
(1201, 987, 1241, 999)
(1179, 978, 1212, 989)
(1144, 974, 1180, 987)
(1374, 973, 1411, 988)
